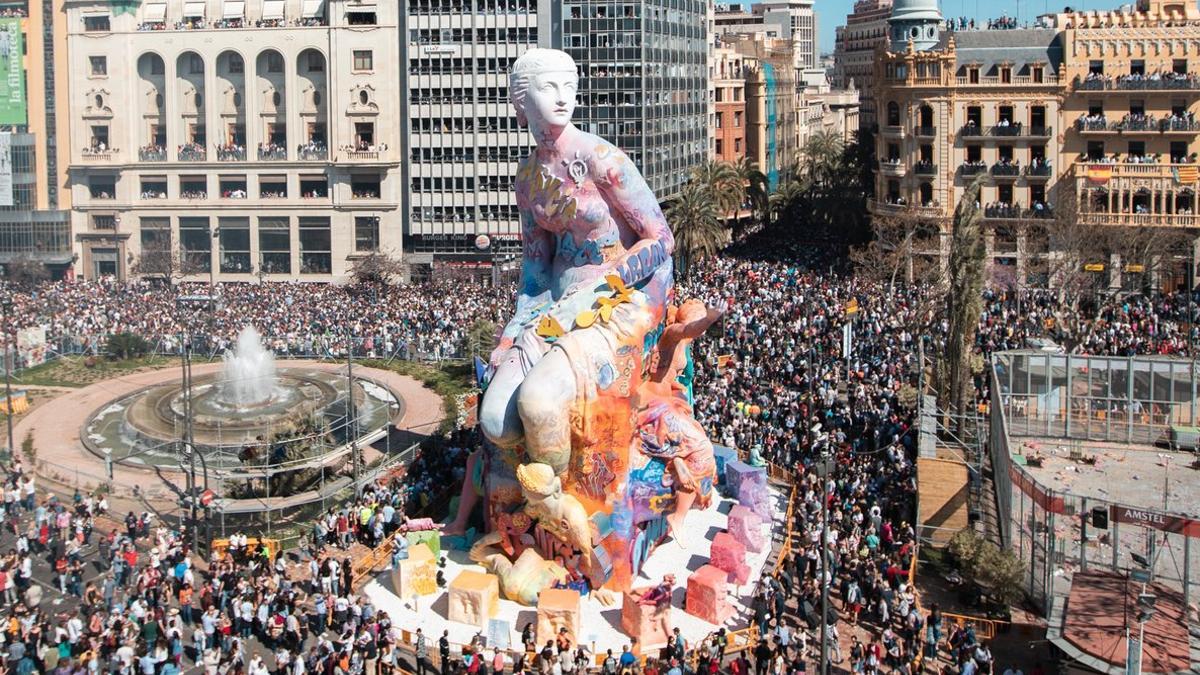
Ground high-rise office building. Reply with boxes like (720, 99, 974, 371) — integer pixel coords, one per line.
(557, 0, 709, 198)
(0, 0, 72, 279)
(832, 0, 892, 128)
(399, 0, 547, 277)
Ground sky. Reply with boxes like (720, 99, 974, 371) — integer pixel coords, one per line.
(736, 0, 1136, 55)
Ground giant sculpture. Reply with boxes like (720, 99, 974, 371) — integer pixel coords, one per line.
(460, 48, 723, 604)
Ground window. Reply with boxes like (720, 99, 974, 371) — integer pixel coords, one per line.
(998, 184, 1013, 203)
(1130, 59, 1145, 76)
(715, 139, 723, 156)
(150, 58, 165, 75)
(89, 56, 107, 76)
(1000, 67, 1011, 84)
(299, 216, 331, 274)
(259, 217, 290, 274)
(180, 175, 208, 198)
(1087, 141, 1105, 160)
(259, 175, 287, 198)
(966, 145, 981, 162)
(1089, 60, 1103, 76)
(88, 176, 116, 199)
(1174, 59, 1188, 75)
(179, 217, 212, 272)
(1171, 141, 1189, 162)
(139, 218, 170, 252)
(84, 15, 111, 31)
(350, 173, 381, 199)
(219, 175, 248, 198)
(266, 52, 284, 73)
(89, 125, 109, 150)
(218, 217, 251, 273)
(307, 51, 324, 72)
(228, 55, 244, 74)
(1130, 99, 1145, 116)
(733, 111, 742, 128)
(353, 50, 373, 72)
(886, 101, 899, 126)
(1032, 66, 1044, 83)
(189, 54, 204, 74)
(968, 67, 979, 84)
(300, 175, 327, 197)
(1128, 141, 1145, 157)
(140, 177, 167, 199)
(347, 10, 376, 24)
(354, 216, 379, 251)
(354, 122, 374, 146)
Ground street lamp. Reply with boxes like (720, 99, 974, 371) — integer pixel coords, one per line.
(813, 434, 834, 675)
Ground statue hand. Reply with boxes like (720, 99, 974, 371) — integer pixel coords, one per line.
(488, 337, 515, 369)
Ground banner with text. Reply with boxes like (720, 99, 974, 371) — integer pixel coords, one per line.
(0, 19, 25, 125)
(0, 132, 13, 207)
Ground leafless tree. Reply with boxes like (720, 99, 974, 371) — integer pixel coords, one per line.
(130, 245, 207, 282)
(349, 250, 408, 285)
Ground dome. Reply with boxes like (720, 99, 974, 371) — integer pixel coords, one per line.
(890, 0, 942, 23)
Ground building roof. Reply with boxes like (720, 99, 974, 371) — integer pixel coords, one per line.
(945, 28, 1064, 75)
(889, 0, 940, 23)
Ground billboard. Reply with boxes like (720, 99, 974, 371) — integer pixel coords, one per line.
(0, 18, 24, 125)
(0, 132, 12, 206)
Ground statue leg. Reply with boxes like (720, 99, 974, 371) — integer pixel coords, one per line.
(517, 348, 576, 476)
(667, 457, 697, 540)
(479, 348, 528, 450)
(443, 449, 481, 536)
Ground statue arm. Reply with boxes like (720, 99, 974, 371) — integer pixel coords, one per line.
(500, 209, 554, 343)
(594, 146, 675, 287)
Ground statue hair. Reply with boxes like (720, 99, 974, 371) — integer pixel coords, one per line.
(509, 48, 578, 125)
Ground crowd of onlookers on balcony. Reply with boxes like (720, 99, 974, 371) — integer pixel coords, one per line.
(140, 144, 168, 161)
(947, 15, 1020, 29)
(257, 143, 288, 161)
(146, 15, 326, 31)
(215, 143, 247, 162)
(1076, 110, 1200, 133)
(178, 143, 206, 162)
(1078, 70, 1200, 90)
(298, 141, 329, 160)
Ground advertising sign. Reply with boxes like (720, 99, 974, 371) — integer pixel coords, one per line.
(0, 18, 25, 125)
(0, 131, 12, 207)
(1110, 505, 1200, 538)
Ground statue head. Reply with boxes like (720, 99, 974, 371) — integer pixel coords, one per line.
(516, 462, 561, 500)
(510, 48, 579, 133)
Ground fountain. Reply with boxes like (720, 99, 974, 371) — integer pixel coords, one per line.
(218, 326, 278, 407)
(82, 326, 402, 472)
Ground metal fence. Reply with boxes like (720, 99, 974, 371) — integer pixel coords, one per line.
(990, 351, 1198, 612)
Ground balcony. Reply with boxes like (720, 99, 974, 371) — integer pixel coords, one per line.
(914, 161, 937, 176)
(81, 148, 116, 162)
(298, 144, 328, 161)
(991, 163, 1021, 179)
(1072, 161, 1194, 180)
(955, 74, 1063, 87)
(346, 149, 381, 160)
(982, 204, 1055, 220)
(913, 126, 936, 138)
(1073, 75, 1200, 92)
(878, 159, 905, 176)
(215, 145, 246, 162)
(961, 124, 984, 137)
(868, 199, 945, 218)
(178, 145, 207, 162)
(139, 146, 167, 162)
(880, 125, 904, 139)
(1079, 212, 1200, 228)
(258, 145, 287, 161)
(1025, 163, 1053, 179)
(990, 124, 1022, 137)
(960, 163, 987, 176)
(1028, 126, 1053, 138)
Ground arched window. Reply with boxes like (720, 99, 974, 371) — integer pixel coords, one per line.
(886, 101, 900, 126)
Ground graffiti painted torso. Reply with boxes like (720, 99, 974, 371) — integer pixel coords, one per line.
(515, 140, 641, 297)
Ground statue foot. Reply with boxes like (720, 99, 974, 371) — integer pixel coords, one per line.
(666, 512, 688, 547)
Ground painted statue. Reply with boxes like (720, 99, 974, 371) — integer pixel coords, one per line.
(467, 47, 722, 603)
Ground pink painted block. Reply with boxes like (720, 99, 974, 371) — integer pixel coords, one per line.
(739, 481, 773, 520)
(725, 460, 766, 500)
(728, 504, 766, 553)
(686, 564, 733, 624)
(710, 531, 750, 585)
(621, 588, 672, 648)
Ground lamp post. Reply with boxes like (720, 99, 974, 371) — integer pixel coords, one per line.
(2, 297, 13, 462)
(346, 327, 361, 496)
(815, 440, 833, 675)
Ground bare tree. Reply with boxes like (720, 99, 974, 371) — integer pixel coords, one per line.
(130, 245, 207, 282)
(851, 209, 925, 293)
(1, 256, 50, 287)
(1039, 190, 1110, 311)
(349, 250, 408, 285)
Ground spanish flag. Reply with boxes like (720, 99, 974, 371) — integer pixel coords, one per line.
(845, 298, 860, 315)
(1173, 165, 1199, 185)
(717, 354, 733, 369)
(1087, 165, 1113, 185)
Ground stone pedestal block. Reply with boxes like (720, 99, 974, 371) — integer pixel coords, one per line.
(685, 564, 733, 624)
(391, 543, 437, 598)
(709, 531, 750, 585)
(727, 504, 766, 553)
(739, 481, 773, 521)
(406, 529, 442, 558)
(725, 460, 766, 501)
(536, 588, 581, 647)
(620, 589, 672, 647)
(448, 570, 500, 630)
(713, 446, 738, 487)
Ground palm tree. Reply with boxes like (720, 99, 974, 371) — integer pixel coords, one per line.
(691, 160, 744, 218)
(735, 157, 769, 227)
(800, 130, 846, 181)
(665, 181, 723, 280)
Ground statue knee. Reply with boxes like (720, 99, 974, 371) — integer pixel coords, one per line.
(479, 386, 522, 449)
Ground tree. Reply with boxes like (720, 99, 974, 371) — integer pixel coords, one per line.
(942, 176, 988, 418)
(947, 528, 1026, 608)
(349, 251, 407, 285)
(734, 157, 770, 230)
(850, 209, 926, 292)
(131, 245, 207, 281)
(2, 256, 50, 287)
(665, 181, 724, 280)
(106, 332, 152, 360)
(691, 160, 744, 219)
(465, 319, 498, 360)
(766, 131, 870, 242)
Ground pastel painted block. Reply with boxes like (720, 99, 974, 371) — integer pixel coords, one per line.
(406, 529, 442, 558)
(727, 504, 767, 553)
(709, 531, 750, 585)
(620, 588, 672, 648)
(536, 588, 581, 647)
(685, 564, 733, 624)
(725, 460, 766, 500)
(739, 480, 773, 520)
(391, 543, 437, 598)
(713, 446, 738, 487)
(448, 570, 500, 630)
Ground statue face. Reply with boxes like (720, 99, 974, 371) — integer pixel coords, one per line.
(523, 71, 577, 131)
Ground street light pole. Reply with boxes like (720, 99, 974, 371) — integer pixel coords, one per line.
(347, 329, 361, 495)
(818, 448, 831, 675)
(179, 329, 199, 555)
(2, 298, 13, 461)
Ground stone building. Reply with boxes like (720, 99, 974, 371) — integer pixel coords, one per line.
(832, 0, 892, 129)
(64, 0, 402, 281)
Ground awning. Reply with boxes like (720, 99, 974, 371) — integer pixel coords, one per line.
(183, 0, 205, 17)
(143, 2, 166, 20)
(301, 0, 324, 17)
(261, 0, 284, 19)
(222, 0, 243, 18)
